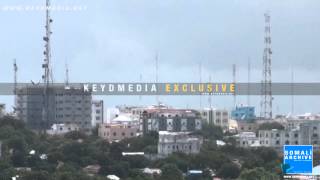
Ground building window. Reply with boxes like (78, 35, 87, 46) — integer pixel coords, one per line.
(314, 126, 317, 130)
(276, 140, 280, 145)
(294, 133, 298, 138)
(285, 140, 289, 145)
(96, 110, 101, 113)
(295, 141, 298, 145)
(113, 132, 116, 136)
(130, 132, 134, 136)
(122, 132, 125, 136)
(285, 133, 289, 138)
(96, 116, 100, 120)
(276, 133, 280, 137)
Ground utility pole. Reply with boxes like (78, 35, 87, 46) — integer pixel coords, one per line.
(260, 12, 273, 120)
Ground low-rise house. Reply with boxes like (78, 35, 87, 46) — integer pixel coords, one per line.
(47, 123, 79, 135)
(158, 131, 203, 156)
(99, 123, 138, 142)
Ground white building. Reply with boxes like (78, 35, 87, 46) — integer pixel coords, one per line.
(239, 132, 260, 148)
(259, 129, 300, 150)
(91, 100, 104, 127)
(47, 123, 79, 135)
(200, 108, 229, 130)
(111, 114, 138, 125)
(158, 131, 203, 156)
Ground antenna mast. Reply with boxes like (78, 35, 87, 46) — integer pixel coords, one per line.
(42, 0, 53, 132)
(260, 12, 273, 119)
(155, 53, 159, 106)
(65, 62, 69, 86)
(208, 75, 212, 108)
(247, 58, 250, 106)
(232, 64, 236, 108)
(13, 59, 18, 108)
(199, 61, 202, 109)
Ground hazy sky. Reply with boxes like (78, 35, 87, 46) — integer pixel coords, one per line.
(1, 0, 320, 114)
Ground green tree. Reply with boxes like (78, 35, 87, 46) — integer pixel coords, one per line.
(217, 163, 240, 179)
(239, 167, 279, 180)
(159, 164, 183, 180)
(258, 122, 284, 130)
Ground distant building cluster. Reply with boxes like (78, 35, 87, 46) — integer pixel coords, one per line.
(238, 118, 320, 151)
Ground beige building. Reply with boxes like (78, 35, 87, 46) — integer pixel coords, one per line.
(200, 108, 229, 130)
(99, 124, 138, 142)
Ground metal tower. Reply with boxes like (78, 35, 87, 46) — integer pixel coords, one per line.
(260, 12, 273, 119)
(41, 0, 53, 132)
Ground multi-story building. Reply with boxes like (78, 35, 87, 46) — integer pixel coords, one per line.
(299, 121, 320, 146)
(92, 100, 104, 127)
(158, 131, 203, 156)
(259, 129, 300, 151)
(231, 106, 255, 121)
(16, 85, 92, 132)
(200, 108, 229, 130)
(98, 123, 138, 142)
(141, 108, 202, 134)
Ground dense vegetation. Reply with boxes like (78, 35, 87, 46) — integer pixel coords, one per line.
(0, 116, 282, 180)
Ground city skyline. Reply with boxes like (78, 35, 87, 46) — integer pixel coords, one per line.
(1, 0, 320, 114)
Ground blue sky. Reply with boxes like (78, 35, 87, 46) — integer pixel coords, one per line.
(1, 0, 320, 114)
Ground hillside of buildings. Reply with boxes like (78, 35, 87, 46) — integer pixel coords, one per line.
(0, 115, 282, 180)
